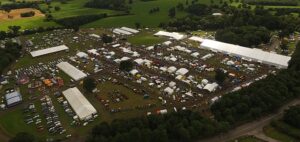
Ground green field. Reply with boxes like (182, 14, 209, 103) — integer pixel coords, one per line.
(128, 30, 167, 46)
(83, 0, 211, 28)
(39, 0, 121, 19)
(0, 17, 59, 31)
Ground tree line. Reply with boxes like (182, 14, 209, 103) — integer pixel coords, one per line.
(244, 0, 298, 6)
(215, 26, 270, 47)
(85, 0, 128, 11)
(54, 14, 107, 28)
(86, 110, 229, 142)
(0, 41, 22, 73)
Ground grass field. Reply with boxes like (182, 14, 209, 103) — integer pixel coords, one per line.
(0, 17, 59, 31)
(128, 30, 167, 46)
(39, 0, 121, 19)
(83, 0, 211, 28)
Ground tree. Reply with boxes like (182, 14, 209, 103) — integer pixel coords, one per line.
(54, 6, 61, 11)
(8, 26, 21, 36)
(284, 105, 300, 129)
(119, 60, 134, 72)
(215, 68, 226, 84)
(135, 22, 141, 29)
(102, 34, 113, 43)
(168, 7, 176, 18)
(83, 77, 96, 93)
(9, 132, 35, 142)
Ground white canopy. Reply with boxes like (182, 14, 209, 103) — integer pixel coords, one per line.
(164, 87, 174, 95)
(57, 62, 87, 81)
(120, 27, 139, 33)
(62, 87, 97, 121)
(154, 31, 186, 40)
(204, 82, 219, 92)
(113, 28, 132, 35)
(88, 49, 99, 56)
(167, 66, 177, 73)
(200, 39, 291, 69)
(30, 45, 69, 57)
(76, 52, 88, 58)
(176, 68, 189, 75)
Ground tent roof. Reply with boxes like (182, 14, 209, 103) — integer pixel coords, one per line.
(154, 31, 186, 40)
(63, 87, 97, 120)
(120, 27, 139, 33)
(30, 45, 69, 57)
(56, 62, 87, 81)
(200, 39, 291, 68)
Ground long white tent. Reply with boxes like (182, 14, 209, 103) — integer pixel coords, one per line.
(154, 31, 186, 40)
(30, 45, 69, 57)
(200, 39, 291, 69)
(120, 27, 139, 33)
(62, 87, 97, 121)
(113, 28, 132, 35)
(56, 62, 87, 81)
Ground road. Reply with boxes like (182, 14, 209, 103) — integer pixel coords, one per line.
(199, 97, 300, 142)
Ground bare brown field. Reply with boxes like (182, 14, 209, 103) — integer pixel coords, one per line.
(0, 8, 44, 21)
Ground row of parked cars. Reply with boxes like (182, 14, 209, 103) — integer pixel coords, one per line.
(40, 96, 66, 135)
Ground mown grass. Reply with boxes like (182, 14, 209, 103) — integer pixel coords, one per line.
(0, 17, 59, 31)
(39, 0, 121, 19)
(83, 0, 212, 28)
(127, 30, 167, 46)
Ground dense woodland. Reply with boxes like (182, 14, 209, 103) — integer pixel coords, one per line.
(55, 14, 107, 27)
(215, 26, 270, 47)
(244, 0, 298, 6)
(0, 41, 22, 73)
(284, 105, 300, 129)
(85, 0, 128, 11)
(86, 111, 229, 142)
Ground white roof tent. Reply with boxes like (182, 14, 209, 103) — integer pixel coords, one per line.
(200, 39, 291, 69)
(5, 91, 22, 107)
(56, 62, 87, 81)
(189, 36, 204, 42)
(62, 87, 97, 121)
(120, 27, 139, 33)
(154, 31, 186, 40)
(30, 45, 69, 57)
(113, 28, 132, 35)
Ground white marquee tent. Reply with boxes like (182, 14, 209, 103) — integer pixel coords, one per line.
(30, 45, 69, 57)
(120, 27, 139, 33)
(56, 62, 87, 81)
(200, 39, 291, 69)
(154, 31, 186, 40)
(62, 87, 97, 121)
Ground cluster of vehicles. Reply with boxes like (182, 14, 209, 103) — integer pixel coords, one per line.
(40, 96, 66, 135)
